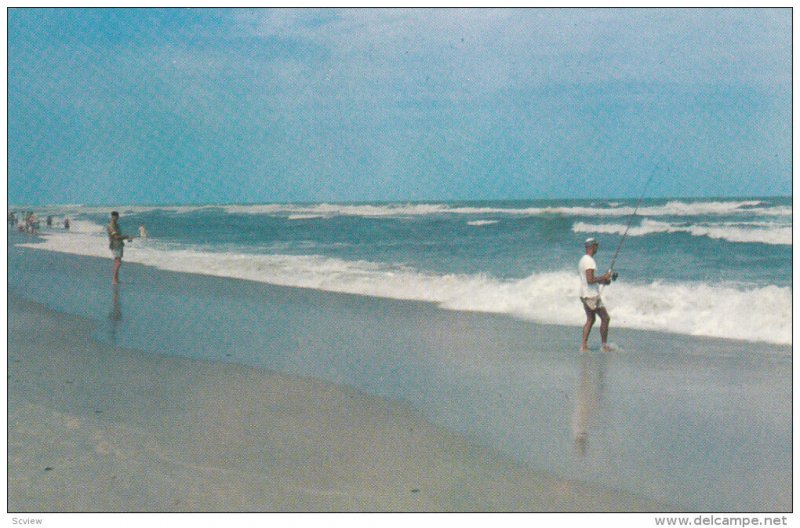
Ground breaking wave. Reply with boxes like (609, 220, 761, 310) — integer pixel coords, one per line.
(573, 219, 792, 246)
(20, 199, 788, 220)
(16, 224, 791, 345)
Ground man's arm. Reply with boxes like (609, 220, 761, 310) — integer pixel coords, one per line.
(108, 226, 132, 241)
(586, 268, 612, 285)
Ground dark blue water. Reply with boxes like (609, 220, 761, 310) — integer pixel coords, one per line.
(72, 197, 790, 286)
(10, 197, 792, 345)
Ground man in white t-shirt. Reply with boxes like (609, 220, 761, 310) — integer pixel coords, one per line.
(579, 238, 612, 352)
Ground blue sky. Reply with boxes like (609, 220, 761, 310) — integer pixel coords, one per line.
(8, 8, 791, 205)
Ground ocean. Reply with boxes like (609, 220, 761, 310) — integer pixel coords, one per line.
(7, 196, 792, 511)
(13, 196, 792, 345)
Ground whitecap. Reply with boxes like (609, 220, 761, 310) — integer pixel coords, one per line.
(17, 229, 791, 345)
(573, 219, 792, 246)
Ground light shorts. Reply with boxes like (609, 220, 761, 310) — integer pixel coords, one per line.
(581, 296, 604, 311)
(111, 246, 123, 259)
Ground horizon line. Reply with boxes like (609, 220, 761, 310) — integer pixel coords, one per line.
(7, 194, 792, 209)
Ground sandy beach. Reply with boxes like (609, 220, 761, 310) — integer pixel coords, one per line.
(8, 293, 667, 512)
(8, 7, 791, 517)
(7, 241, 790, 512)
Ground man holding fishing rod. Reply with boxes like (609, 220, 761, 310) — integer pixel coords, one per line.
(107, 211, 135, 285)
(579, 237, 615, 352)
(579, 168, 657, 352)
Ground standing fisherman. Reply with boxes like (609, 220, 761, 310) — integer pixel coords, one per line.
(579, 238, 613, 352)
(580, 169, 654, 352)
(107, 211, 133, 285)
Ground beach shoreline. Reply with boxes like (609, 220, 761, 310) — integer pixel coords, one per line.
(8, 293, 669, 512)
(8, 6, 791, 517)
(7, 240, 790, 512)
(10, 234, 792, 351)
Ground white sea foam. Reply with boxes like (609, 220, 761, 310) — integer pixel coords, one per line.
(9, 204, 222, 218)
(467, 220, 499, 226)
(17, 227, 791, 345)
(64, 219, 109, 235)
(573, 219, 792, 245)
(24, 200, 789, 221)
(220, 200, 790, 219)
(288, 214, 325, 220)
(224, 203, 451, 217)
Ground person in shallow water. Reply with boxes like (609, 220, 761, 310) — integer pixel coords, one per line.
(578, 238, 613, 352)
(107, 211, 133, 285)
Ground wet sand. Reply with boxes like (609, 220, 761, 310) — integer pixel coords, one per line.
(7, 239, 790, 512)
(7, 294, 664, 512)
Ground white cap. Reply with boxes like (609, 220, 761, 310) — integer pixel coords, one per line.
(584, 237, 598, 247)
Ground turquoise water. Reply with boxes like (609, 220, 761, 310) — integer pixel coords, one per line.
(13, 197, 792, 344)
(76, 198, 791, 284)
(9, 196, 792, 510)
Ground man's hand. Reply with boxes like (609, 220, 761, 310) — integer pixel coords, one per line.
(587, 269, 612, 286)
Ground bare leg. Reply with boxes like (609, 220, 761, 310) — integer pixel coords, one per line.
(112, 258, 121, 284)
(581, 304, 595, 352)
(598, 307, 611, 351)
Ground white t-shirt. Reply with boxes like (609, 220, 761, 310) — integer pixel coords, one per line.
(579, 254, 600, 298)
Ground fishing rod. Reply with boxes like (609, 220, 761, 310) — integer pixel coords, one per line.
(606, 165, 662, 280)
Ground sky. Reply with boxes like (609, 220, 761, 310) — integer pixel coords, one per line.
(7, 8, 792, 205)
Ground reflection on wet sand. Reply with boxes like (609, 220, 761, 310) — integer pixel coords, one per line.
(109, 284, 122, 346)
(572, 353, 607, 456)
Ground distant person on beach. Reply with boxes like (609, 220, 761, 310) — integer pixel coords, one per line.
(46, 215, 53, 228)
(24, 212, 34, 233)
(63, 217, 70, 230)
(28, 213, 39, 234)
(107, 211, 133, 285)
(579, 238, 613, 352)
(138, 224, 148, 239)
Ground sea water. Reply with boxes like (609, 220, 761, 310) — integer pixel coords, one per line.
(8, 197, 792, 511)
(14, 196, 792, 345)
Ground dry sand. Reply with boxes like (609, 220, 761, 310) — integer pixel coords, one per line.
(8, 295, 664, 512)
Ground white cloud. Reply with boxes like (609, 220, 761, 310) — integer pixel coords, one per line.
(232, 8, 790, 89)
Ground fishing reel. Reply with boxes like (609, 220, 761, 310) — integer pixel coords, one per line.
(608, 270, 619, 282)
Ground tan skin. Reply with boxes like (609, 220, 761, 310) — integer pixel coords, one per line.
(581, 243, 612, 352)
(109, 215, 133, 285)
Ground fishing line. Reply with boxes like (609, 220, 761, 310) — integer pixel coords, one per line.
(607, 165, 663, 275)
